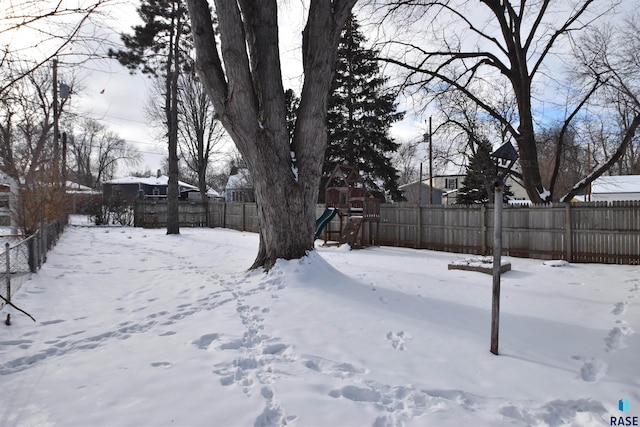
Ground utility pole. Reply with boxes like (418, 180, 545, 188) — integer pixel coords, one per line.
(429, 116, 433, 205)
(52, 59, 60, 179)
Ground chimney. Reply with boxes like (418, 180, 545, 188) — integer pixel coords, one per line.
(157, 169, 161, 178)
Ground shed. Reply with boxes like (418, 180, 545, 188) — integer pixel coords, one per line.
(399, 181, 444, 205)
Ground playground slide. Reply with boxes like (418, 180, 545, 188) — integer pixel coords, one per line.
(314, 207, 338, 239)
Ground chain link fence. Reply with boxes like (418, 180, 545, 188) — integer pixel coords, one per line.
(0, 220, 63, 311)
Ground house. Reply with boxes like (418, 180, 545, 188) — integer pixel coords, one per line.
(0, 171, 18, 231)
(103, 172, 199, 202)
(66, 181, 101, 214)
(591, 175, 640, 201)
(225, 168, 254, 202)
(431, 174, 529, 204)
(399, 181, 444, 205)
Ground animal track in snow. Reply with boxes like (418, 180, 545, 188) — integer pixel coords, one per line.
(386, 331, 411, 351)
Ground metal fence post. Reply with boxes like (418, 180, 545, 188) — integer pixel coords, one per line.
(42, 222, 48, 263)
(37, 230, 42, 269)
(28, 235, 37, 273)
(5, 242, 11, 303)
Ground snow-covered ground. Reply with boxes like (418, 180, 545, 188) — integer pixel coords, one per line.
(0, 219, 638, 427)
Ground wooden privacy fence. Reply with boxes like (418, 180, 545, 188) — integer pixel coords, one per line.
(135, 200, 209, 228)
(134, 200, 640, 265)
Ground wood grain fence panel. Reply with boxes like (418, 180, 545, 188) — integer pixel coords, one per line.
(134, 200, 640, 264)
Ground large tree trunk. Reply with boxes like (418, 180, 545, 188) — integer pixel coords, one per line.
(186, 0, 355, 270)
(166, 1, 182, 235)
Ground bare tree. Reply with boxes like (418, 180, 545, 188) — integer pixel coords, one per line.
(1, 0, 115, 97)
(185, 1, 357, 270)
(176, 71, 228, 200)
(536, 126, 588, 200)
(392, 139, 420, 186)
(561, 15, 640, 201)
(0, 65, 72, 233)
(373, 0, 620, 203)
(66, 118, 141, 188)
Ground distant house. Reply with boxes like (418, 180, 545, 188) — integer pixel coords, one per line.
(103, 173, 199, 202)
(225, 168, 254, 202)
(0, 171, 18, 231)
(399, 181, 443, 205)
(591, 175, 640, 201)
(206, 188, 224, 201)
(66, 181, 101, 214)
(431, 174, 529, 204)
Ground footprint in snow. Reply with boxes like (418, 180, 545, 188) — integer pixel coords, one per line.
(578, 357, 607, 382)
(192, 333, 221, 350)
(150, 361, 173, 369)
(604, 326, 633, 352)
(611, 302, 627, 315)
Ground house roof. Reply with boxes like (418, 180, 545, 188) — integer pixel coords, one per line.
(207, 188, 221, 198)
(66, 181, 93, 192)
(591, 175, 640, 194)
(399, 180, 444, 192)
(104, 175, 198, 190)
(66, 181, 100, 194)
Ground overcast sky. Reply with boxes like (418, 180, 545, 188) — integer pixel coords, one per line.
(8, 1, 631, 179)
(64, 1, 427, 177)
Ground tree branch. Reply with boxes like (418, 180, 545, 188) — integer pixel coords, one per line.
(549, 75, 603, 196)
(381, 55, 518, 138)
(530, 0, 596, 78)
(184, 0, 231, 121)
(561, 114, 640, 202)
(0, 294, 36, 322)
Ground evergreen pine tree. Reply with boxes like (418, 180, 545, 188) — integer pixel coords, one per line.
(325, 15, 404, 201)
(456, 138, 513, 204)
(109, 0, 192, 234)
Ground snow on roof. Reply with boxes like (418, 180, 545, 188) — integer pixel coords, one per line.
(104, 175, 198, 190)
(206, 188, 221, 197)
(591, 175, 640, 194)
(66, 181, 93, 192)
(66, 181, 100, 194)
(225, 169, 251, 189)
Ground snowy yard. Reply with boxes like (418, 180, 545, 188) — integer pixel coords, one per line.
(0, 221, 638, 426)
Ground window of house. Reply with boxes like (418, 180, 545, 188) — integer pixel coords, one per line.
(445, 178, 458, 190)
(152, 187, 160, 196)
(232, 191, 244, 202)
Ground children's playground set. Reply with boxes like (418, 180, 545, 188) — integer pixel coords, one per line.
(314, 165, 380, 248)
